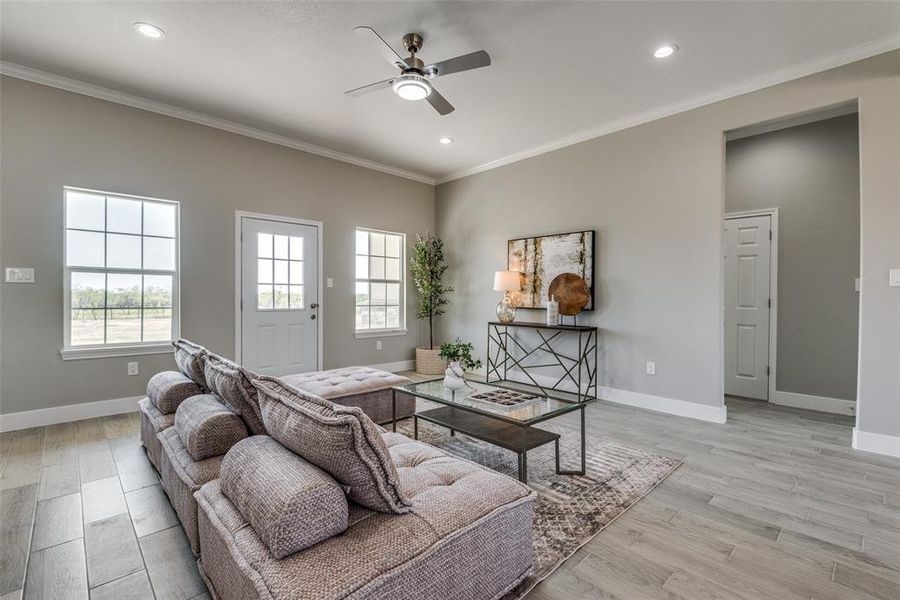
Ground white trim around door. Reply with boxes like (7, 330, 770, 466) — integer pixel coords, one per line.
(234, 211, 324, 370)
(724, 208, 778, 403)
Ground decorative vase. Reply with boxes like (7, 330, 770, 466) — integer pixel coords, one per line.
(546, 294, 560, 326)
(416, 347, 446, 375)
(496, 294, 516, 324)
(443, 361, 466, 390)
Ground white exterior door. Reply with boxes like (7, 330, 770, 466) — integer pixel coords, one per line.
(724, 215, 771, 400)
(240, 216, 319, 376)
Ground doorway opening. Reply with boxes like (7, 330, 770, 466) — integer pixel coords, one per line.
(723, 104, 860, 417)
(234, 211, 324, 376)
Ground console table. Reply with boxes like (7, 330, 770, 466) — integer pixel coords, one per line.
(486, 321, 598, 404)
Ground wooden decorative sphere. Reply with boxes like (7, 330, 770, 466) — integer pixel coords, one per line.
(548, 273, 589, 316)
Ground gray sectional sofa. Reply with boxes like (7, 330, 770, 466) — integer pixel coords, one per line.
(139, 339, 536, 600)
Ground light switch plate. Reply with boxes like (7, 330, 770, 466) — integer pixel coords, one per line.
(854, 278, 861, 292)
(5, 267, 35, 283)
(326, 277, 334, 288)
(127, 361, 139, 376)
(890, 269, 900, 287)
(646, 361, 657, 376)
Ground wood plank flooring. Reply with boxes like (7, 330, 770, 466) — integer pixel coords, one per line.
(1, 390, 897, 599)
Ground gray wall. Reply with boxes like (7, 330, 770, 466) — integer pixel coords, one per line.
(0, 76, 434, 415)
(436, 50, 900, 440)
(726, 115, 860, 401)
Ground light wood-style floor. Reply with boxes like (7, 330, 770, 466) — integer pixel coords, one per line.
(1, 389, 898, 600)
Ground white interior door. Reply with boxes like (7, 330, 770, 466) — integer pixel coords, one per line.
(724, 215, 771, 400)
(240, 216, 319, 376)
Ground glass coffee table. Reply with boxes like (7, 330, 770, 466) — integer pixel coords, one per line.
(391, 379, 593, 483)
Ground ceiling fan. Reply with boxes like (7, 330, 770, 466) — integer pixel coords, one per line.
(345, 26, 491, 115)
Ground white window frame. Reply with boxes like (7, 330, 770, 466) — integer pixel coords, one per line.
(354, 227, 407, 338)
(61, 186, 181, 360)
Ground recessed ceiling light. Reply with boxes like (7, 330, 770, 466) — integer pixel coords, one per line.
(653, 44, 678, 59)
(439, 137, 454, 145)
(134, 22, 165, 39)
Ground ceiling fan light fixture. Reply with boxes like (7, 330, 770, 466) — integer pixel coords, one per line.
(392, 73, 431, 101)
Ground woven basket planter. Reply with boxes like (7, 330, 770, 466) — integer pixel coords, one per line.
(416, 347, 446, 375)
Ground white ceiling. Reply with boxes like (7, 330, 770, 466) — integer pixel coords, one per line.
(2, 1, 899, 183)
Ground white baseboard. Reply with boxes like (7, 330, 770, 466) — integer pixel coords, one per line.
(367, 359, 416, 373)
(599, 386, 728, 424)
(770, 390, 856, 416)
(852, 428, 900, 458)
(0, 396, 142, 433)
(501, 368, 727, 424)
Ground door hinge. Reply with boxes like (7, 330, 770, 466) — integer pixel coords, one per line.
(769, 230, 772, 241)
(240, 299, 243, 311)
(768, 298, 772, 308)
(766, 366, 770, 376)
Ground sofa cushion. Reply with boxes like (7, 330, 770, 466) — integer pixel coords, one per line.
(147, 371, 203, 415)
(158, 426, 224, 556)
(203, 354, 266, 435)
(220, 436, 349, 559)
(173, 338, 208, 389)
(175, 394, 248, 461)
(250, 374, 410, 514)
(194, 433, 535, 600)
(281, 366, 410, 400)
(138, 397, 175, 471)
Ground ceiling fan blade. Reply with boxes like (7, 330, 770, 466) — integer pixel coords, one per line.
(354, 25, 409, 70)
(345, 78, 395, 97)
(426, 87, 454, 115)
(425, 50, 491, 78)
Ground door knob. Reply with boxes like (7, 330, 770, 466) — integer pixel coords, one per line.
(311, 303, 318, 309)
(310, 314, 317, 320)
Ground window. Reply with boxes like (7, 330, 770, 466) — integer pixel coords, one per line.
(63, 187, 179, 358)
(256, 232, 305, 310)
(355, 228, 405, 335)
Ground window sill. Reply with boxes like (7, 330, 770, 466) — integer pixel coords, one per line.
(354, 328, 408, 339)
(60, 343, 173, 361)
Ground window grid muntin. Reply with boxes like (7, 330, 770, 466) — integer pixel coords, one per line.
(256, 232, 304, 311)
(355, 228, 404, 332)
(64, 187, 179, 349)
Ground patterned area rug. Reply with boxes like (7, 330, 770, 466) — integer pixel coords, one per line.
(393, 419, 681, 599)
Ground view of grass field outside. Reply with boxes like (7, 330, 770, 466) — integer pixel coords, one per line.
(70, 272, 173, 345)
(65, 188, 177, 347)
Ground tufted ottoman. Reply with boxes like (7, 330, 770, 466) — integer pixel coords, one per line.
(195, 430, 535, 600)
(281, 366, 415, 425)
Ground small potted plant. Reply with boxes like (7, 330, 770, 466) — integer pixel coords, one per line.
(410, 232, 453, 374)
(439, 339, 483, 390)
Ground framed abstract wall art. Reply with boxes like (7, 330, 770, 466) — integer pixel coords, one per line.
(507, 230, 595, 310)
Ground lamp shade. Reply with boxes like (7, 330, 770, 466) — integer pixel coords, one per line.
(493, 270, 522, 292)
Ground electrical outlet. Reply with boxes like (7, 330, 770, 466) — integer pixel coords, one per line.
(127, 361, 139, 376)
(375, 340, 383, 351)
(326, 277, 334, 288)
(646, 361, 657, 376)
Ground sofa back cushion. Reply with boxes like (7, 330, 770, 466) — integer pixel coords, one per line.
(250, 374, 410, 514)
(147, 371, 203, 415)
(220, 435, 349, 559)
(203, 354, 266, 435)
(175, 394, 249, 461)
(172, 339, 208, 389)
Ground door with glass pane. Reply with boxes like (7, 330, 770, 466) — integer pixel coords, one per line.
(240, 217, 319, 376)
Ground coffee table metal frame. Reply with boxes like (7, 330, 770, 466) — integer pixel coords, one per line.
(391, 380, 592, 483)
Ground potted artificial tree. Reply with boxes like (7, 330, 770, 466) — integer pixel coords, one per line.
(410, 232, 452, 374)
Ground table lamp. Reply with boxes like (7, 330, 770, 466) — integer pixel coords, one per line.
(493, 270, 521, 323)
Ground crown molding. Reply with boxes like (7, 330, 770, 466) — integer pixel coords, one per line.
(435, 33, 900, 184)
(0, 61, 436, 186)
